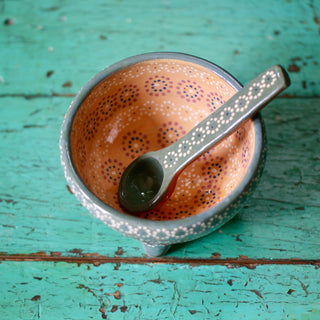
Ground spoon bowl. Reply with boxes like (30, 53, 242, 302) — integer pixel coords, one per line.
(119, 155, 165, 209)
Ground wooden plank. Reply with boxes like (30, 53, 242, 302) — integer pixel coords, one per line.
(0, 0, 319, 97)
(1, 96, 319, 259)
(0, 261, 319, 319)
(1, 0, 319, 318)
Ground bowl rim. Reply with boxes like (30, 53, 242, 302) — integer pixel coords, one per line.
(60, 52, 264, 230)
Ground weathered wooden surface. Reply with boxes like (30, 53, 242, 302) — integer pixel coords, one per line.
(1, 0, 320, 318)
(1, 0, 319, 97)
(1, 97, 319, 259)
(1, 262, 320, 320)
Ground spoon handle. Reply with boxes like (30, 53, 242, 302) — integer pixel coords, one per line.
(156, 65, 290, 174)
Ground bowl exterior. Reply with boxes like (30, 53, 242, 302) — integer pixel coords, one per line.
(60, 52, 266, 247)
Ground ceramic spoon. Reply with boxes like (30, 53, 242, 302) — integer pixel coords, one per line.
(118, 65, 290, 213)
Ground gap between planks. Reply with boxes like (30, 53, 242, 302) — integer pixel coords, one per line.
(0, 254, 319, 268)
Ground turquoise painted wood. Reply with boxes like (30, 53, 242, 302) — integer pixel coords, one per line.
(1, 0, 319, 97)
(1, 0, 320, 318)
(1, 97, 319, 259)
(1, 262, 320, 320)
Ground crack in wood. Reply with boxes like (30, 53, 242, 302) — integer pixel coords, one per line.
(0, 93, 75, 99)
(0, 253, 319, 267)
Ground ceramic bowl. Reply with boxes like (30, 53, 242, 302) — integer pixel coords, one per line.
(60, 52, 266, 256)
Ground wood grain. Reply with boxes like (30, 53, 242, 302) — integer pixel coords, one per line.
(1, 0, 319, 97)
(1, 261, 319, 320)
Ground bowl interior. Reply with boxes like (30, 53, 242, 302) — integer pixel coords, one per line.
(70, 58, 255, 220)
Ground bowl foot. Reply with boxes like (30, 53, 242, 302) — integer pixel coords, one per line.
(142, 242, 171, 257)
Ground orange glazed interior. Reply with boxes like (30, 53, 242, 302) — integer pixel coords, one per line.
(70, 59, 255, 220)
